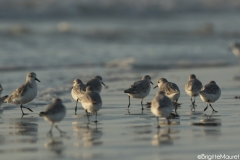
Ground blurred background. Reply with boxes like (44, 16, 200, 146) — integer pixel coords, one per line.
(1, 2, 240, 159)
(0, 0, 240, 71)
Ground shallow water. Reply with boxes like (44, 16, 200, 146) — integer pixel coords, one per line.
(1, 11, 240, 71)
(1, 2, 240, 159)
(0, 66, 240, 160)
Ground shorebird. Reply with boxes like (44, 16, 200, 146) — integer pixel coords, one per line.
(230, 42, 240, 58)
(5, 72, 40, 115)
(80, 86, 102, 122)
(0, 95, 8, 107)
(0, 83, 3, 96)
(86, 76, 106, 94)
(154, 78, 180, 115)
(124, 75, 153, 110)
(0, 83, 8, 107)
(185, 74, 202, 111)
(71, 79, 86, 114)
(151, 91, 173, 128)
(199, 81, 221, 112)
(39, 98, 66, 134)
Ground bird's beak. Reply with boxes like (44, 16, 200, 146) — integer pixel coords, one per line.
(150, 81, 154, 85)
(153, 85, 158, 89)
(35, 78, 40, 82)
(101, 82, 106, 86)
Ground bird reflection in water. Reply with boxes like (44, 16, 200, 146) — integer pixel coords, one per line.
(151, 127, 180, 146)
(192, 113, 221, 138)
(192, 112, 221, 126)
(44, 134, 66, 156)
(126, 108, 145, 115)
(9, 117, 38, 143)
(72, 122, 103, 147)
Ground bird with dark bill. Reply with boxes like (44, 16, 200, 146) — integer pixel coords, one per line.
(124, 75, 154, 110)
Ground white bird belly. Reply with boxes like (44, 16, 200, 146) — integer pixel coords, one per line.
(185, 89, 199, 97)
(82, 102, 102, 113)
(44, 111, 66, 123)
(151, 106, 173, 117)
(199, 92, 220, 103)
(11, 87, 37, 104)
(128, 89, 150, 99)
(71, 89, 79, 101)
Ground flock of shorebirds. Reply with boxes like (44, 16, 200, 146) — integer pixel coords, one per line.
(0, 43, 239, 134)
(0, 71, 221, 133)
(124, 74, 221, 128)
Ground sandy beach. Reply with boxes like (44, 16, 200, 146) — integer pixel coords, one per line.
(1, 1, 240, 159)
(0, 65, 240, 160)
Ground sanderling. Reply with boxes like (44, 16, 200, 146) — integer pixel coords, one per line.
(5, 72, 40, 115)
(71, 79, 86, 114)
(39, 98, 66, 134)
(0, 95, 8, 107)
(86, 76, 106, 94)
(185, 74, 202, 111)
(151, 91, 173, 128)
(0, 83, 8, 107)
(154, 78, 180, 115)
(80, 86, 102, 122)
(230, 42, 240, 57)
(124, 75, 154, 110)
(0, 83, 3, 96)
(199, 81, 221, 112)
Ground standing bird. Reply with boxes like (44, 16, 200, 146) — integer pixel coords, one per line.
(154, 78, 180, 115)
(0, 83, 3, 96)
(0, 83, 8, 107)
(230, 42, 240, 58)
(151, 91, 173, 128)
(80, 86, 102, 122)
(86, 76, 106, 94)
(0, 95, 8, 107)
(39, 98, 66, 134)
(5, 72, 40, 115)
(124, 75, 154, 110)
(71, 79, 86, 114)
(185, 74, 202, 111)
(199, 81, 221, 112)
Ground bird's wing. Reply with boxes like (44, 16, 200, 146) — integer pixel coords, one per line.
(161, 82, 179, 95)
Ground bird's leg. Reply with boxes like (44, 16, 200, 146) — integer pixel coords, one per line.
(190, 97, 193, 103)
(141, 99, 144, 110)
(94, 112, 98, 123)
(75, 99, 78, 115)
(47, 123, 54, 136)
(166, 117, 171, 125)
(191, 97, 196, 111)
(156, 117, 160, 128)
(174, 100, 179, 116)
(127, 96, 131, 108)
(21, 104, 33, 113)
(55, 125, 66, 134)
(190, 97, 193, 110)
(204, 103, 209, 111)
(85, 110, 90, 121)
(20, 104, 28, 115)
(209, 103, 218, 113)
(174, 107, 178, 115)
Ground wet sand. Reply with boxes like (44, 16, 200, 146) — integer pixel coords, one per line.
(0, 65, 240, 160)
